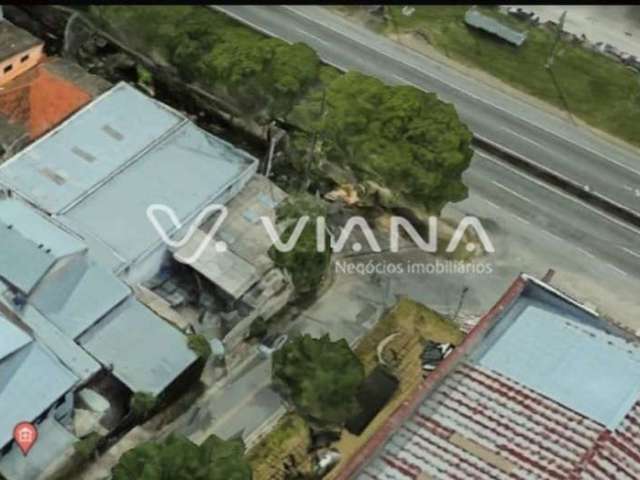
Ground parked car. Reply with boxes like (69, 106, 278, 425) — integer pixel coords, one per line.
(258, 333, 289, 358)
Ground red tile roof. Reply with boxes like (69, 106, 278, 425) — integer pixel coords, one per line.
(358, 362, 640, 479)
(338, 275, 640, 480)
(0, 60, 91, 140)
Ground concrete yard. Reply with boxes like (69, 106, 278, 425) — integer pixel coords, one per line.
(511, 5, 640, 59)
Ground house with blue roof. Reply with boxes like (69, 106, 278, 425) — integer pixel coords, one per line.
(0, 81, 258, 284)
(0, 315, 78, 480)
(0, 197, 198, 480)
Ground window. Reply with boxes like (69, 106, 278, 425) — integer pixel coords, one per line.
(20, 54, 29, 63)
(3, 64, 13, 74)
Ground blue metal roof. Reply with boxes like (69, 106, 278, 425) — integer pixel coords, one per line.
(0, 82, 258, 275)
(0, 416, 77, 480)
(0, 83, 183, 214)
(0, 316, 30, 362)
(79, 297, 197, 395)
(18, 304, 101, 382)
(57, 119, 255, 273)
(30, 256, 130, 339)
(472, 286, 640, 429)
(0, 319, 78, 448)
(0, 199, 86, 294)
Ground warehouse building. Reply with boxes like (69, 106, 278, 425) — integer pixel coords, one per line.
(0, 197, 198, 480)
(338, 273, 640, 479)
(0, 82, 258, 284)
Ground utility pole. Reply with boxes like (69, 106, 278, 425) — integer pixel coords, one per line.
(545, 10, 575, 125)
(304, 87, 326, 189)
(452, 286, 469, 324)
(545, 10, 567, 69)
(386, 6, 401, 43)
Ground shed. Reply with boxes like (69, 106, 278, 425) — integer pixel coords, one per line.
(78, 297, 198, 395)
(0, 316, 78, 449)
(464, 9, 527, 47)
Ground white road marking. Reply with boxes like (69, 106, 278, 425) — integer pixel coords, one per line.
(294, 26, 329, 45)
(477, 151, 640, 237)
(622, 246, 640, 260)
(542, 230, 568, 244)
(511, 213, 531, 225)
(502, 127, 551, 153)
(607, 264, 629, 277)
(486, 200, 502, 210)
(492, 180, 535, 205)
(577, 247, 596, 259)
(236, 6, 640, 181)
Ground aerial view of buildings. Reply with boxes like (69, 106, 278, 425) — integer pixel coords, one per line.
(0, 3, 639, 480)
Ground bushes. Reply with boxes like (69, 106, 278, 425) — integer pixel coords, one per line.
(91, 6, 474, 213)
(187, 334, 212, 361)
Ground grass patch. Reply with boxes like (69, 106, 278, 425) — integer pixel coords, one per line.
(326, 298, 463, 479)
(247, 413, 311, 479)
(355, 297, 463, 374)
(383, 6, 640, 147)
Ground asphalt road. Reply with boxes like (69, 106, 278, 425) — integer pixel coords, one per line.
(197, 5, 640, 445)
(215, 5, 640, 216)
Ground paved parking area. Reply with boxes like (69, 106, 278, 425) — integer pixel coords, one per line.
(511, 5, 640, 59)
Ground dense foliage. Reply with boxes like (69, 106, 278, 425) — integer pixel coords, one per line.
(272, 334, 365, 427)
(112, 434, 252, 480)
(130, 391, 157, 419)
(269, 193, 332, 296)
(290, 71, 474, 213)
(91, 6, 474, 213)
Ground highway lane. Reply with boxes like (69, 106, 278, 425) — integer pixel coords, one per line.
(215, 5, 640, 216)
(465, 151, 640, 279)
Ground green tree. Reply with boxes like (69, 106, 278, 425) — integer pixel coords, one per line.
(269, 193, 331, 296)
(112, 434, 252, 480)
(291, 71, 473, 213)
(130, 391, 157, 419)
(272, 334, 365, 427)
(188, 334, 213, 361)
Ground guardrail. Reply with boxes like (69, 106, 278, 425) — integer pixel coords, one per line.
(472, 134, 640, 230)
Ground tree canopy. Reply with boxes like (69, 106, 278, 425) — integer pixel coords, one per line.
(290, 71, 474, 213)
(92, 6, 473, 213)
(272, 334, 365, 427)
(111, 434, 252, 480)
(269, 193, 332, 297)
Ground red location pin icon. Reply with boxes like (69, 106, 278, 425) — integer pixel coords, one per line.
(13, 422, 38, 456)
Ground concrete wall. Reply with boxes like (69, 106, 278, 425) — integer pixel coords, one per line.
(0, 43, 43, 87)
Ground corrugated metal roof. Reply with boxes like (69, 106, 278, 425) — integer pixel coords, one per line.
(30, 257, 130, 339)
(0, 82, 258, 275)
(18, 303, 101, 381)
(174, 229, 258, 300)
(0, 416, 76, 480)
(473, 297, 640, 429)
(465, 9, 527, 47)
(0, 317, 30, 361)
(354, 278, 640, 479)
(57, 120, 255, 273)
(0, 199, 86, 294)
(0, 82, 183, 213)
(0, 321, 78, 448)
(79, 297, 197, 395)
